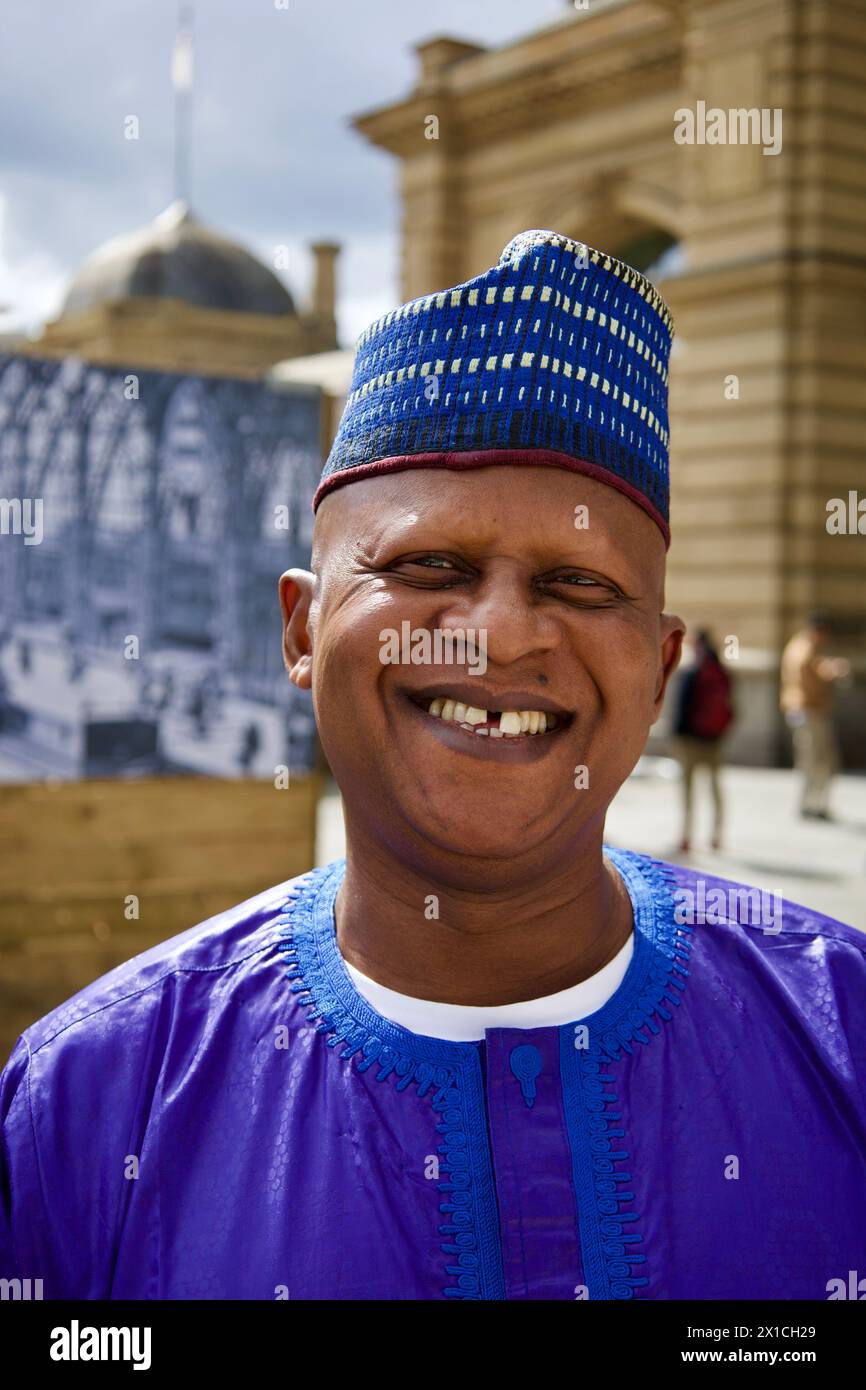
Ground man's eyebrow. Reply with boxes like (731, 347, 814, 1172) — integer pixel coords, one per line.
(351, 517, 460, 556)
(352, 528, 652, 586)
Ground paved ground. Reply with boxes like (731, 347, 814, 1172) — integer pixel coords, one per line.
(316, 760, 866, 932)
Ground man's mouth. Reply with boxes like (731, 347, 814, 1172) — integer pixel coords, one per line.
(407, 690, 572, 740)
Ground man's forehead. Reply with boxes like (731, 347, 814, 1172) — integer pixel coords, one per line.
(314, 466, 665, 576)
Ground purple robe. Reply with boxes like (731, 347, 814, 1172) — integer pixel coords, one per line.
(2, 848, 865, 1300)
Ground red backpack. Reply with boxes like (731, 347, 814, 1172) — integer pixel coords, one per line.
(687, 658, 734, 740)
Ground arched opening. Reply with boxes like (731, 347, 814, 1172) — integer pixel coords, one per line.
(612, 228, 682, 281)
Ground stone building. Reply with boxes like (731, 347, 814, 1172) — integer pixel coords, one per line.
(350, 0, 866, 764)
(29, 199, 340, 380)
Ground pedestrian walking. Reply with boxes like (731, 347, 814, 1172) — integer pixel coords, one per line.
(781, 613, 850, 820)
(673, 629, 734, 852)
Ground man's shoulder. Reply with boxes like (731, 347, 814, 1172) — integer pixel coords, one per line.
(613, 848, 866, 993)
(646, 856, 866, 1088)
(15, 868, 321, 1063)
(665, 856, 865, 953)
(649, 856, 866, 1030)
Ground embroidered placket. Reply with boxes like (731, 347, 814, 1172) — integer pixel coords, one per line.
(276, 849, 692, 1300)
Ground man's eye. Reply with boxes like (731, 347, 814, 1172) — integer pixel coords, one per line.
(545, 574, 619, 601)
(398, 556, 458, 571)
(386, 555, 467, 584)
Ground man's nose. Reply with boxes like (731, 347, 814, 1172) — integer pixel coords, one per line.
(436, 571, 559, 666)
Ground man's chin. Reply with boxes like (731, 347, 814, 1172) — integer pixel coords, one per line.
(396, 793, 591, 869)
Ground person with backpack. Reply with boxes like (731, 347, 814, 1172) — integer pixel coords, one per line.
(672, 629, 734, 853)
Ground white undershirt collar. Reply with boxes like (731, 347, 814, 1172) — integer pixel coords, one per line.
(341, 932, 634, 1042)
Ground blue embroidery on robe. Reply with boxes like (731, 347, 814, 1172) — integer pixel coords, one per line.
(277, 846, 692, 1300)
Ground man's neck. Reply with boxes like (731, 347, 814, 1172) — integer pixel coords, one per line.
(333, 820, 634, 1007)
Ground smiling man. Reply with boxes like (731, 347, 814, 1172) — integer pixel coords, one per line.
(2, 230, 865, 1301)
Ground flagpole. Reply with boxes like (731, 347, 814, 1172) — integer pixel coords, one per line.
(173, 3, 194, 206)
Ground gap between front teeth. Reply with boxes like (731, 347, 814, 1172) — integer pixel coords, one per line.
(425, 699, 554, 735)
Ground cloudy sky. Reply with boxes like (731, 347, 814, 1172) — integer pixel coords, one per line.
(0, 0, 566, 346)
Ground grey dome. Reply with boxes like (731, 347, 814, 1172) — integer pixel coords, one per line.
(62, 201, 296, 318)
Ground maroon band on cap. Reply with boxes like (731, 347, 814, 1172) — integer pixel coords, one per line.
(312, 448, 671, 549)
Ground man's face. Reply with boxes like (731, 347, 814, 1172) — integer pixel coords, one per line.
(281, 466, 684, 872)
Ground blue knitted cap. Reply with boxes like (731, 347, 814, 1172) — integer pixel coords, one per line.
(315, 229, 674, 544)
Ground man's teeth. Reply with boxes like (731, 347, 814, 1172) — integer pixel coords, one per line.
(424, 698, 557, 736)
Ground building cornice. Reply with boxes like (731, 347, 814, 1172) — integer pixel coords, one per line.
(354, 5, 680, 156)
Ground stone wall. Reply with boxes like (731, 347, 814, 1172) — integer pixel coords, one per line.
(351, 0, 866, 763)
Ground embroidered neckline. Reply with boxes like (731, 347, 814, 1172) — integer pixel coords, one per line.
(276, 846, 692, 1300)
(342, 929, 634, 1040)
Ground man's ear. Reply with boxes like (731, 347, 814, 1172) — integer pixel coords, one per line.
(653, 612, 687, 719)
(279, 569, 315, 690)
